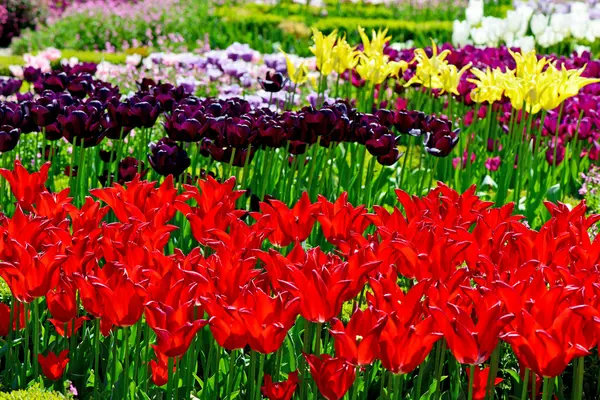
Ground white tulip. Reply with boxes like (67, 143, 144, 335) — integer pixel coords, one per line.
(466, 0, 484, 26)
(452, 20, 471, 46)
(505, 10, 524, 33)
(513, 36, 535, 52)
(570, 2, 589, 16)
(550, 13, 570, 36)
(530, 13, 548, 37)
(570, 14, 589, 40)
(471, 26, 489, 46)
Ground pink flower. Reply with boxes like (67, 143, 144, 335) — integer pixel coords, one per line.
(485, 156, 501, 171)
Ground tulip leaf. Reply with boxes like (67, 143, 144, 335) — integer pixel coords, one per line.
(419, 376, 447, 400)
(546, 183, 561, 203)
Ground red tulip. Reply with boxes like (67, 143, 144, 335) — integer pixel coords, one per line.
(304, 354, 356, 400)
(0, 160, 51, 212)
(91, 268, 147, 327)
(280, 247, 378, 323)
(0, 303, 24, 336)
(261, 371, 299, 400)
(240, 286, 299, 354)
(149, 349, 175, 387)
(429, 294, 514, 364)
(316, 192, 371, 253)
(38, 350, 69, 381)
(330, 307, 387, 365)
(145, 300, 208, 357)
(466, 366, 503, 400)
(46, 278, 78, 323)
(254, 192, 320, 247)
(0, 245, 65, 302)
(503, 305, 589, 377)
(1, 302, 27, 334)
(378, 313, 442, 374)
(49, 317, 89, 338)
(204, 294, 248, 350)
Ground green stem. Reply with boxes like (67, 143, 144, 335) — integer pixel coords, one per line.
(166, 357, 174, 400)
(520, 368, 530, 400)
(468, 365, 475, 400)
(94, 319, 101, 398)
(32, 299, 39, 379)
(255, 353, 265, 400)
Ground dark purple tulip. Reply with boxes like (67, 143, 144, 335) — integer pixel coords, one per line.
(58, 105, 105, 148)
(23, 67, 41, 83)
(0, 102, 24, 128)
(64, 62, 98, 76)
(118, 157, 147, 182)
(231, 147, 256, 167)
(225, 117, 253, 148)
(0, 78, 22, 97)
(366, 132, 397, 157)
(36, 72, 69, 93)
(129, 97, 160, 128)
(377, 147, 402, 166)
(258, 121, 286, 148)
(137, 78, 158, 92)
(394, 110, 426, 136)
(0, 125, 21, 152)
(258, 72, 285, 93)
(153, 83, 177, 111)
(163, 108, 203, 142)
(352, 114, 381, 144)
(16, 92, 34, 102)
(487, 138, 503, 152)
(99, 149, 115, 163)
(67, 74, 93, 98)
(288, 140, 308, 155)
(103, 99, 133, 139)
(93, 82, 121, 104)
(147, 137, 191, 177)
(422, 118, 460, 157)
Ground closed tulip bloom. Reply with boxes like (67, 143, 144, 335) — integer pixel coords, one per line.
(304, 354, 356, 400)
(0, 125, 20, 152)
(258, 72, 286, 93)
(261, 371, 299, 400)
(148, 137, 191, 177)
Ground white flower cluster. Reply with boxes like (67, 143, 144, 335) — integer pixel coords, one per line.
(453, 0, 600, 50)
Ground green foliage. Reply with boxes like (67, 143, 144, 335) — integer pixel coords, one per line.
(9, 0, 456, 56)
(0, 384, 72, 399)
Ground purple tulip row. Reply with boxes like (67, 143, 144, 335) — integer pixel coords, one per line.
(0, 64, 458, 178)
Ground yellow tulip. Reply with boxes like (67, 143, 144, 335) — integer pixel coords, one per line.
(356, 54, 407, 85)
(468, 67, 506, 104)
(309, 28, 338, 76)
(404, 40, 451, 89)
(331, 35, 360, 75)
(439, 62, 472, 95)
(281, 50, 309, 85)
(357, 26, 392, 57)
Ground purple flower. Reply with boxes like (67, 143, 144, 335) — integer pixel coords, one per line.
(422, 118, 460, 157)
(147, 137, 191, 177)
(0, 125, 20, 152)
